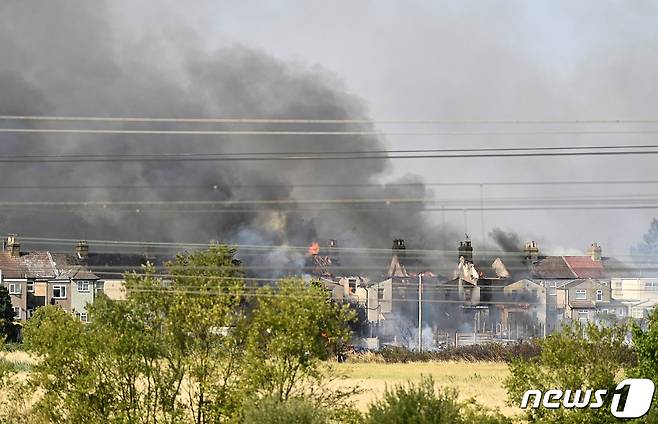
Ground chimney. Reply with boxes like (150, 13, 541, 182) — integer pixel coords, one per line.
(458, 240, 473, 263)
(75, 240, 89, 260)
(5, 234, 20, 257)
(392, 239, 406, 258)
(524, 241, 539, 263)
(392, 239, 406, 250)
(588, 242, 602, 261)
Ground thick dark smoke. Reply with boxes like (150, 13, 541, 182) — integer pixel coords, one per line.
(489, 228, 522, 253)
(0, 1, 458, 273)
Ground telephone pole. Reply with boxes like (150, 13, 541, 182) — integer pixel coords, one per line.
(418, 273, 422, 352)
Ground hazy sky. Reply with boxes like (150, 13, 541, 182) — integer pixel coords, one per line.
(5, 1, 658, 259)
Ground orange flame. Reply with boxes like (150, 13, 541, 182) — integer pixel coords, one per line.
(308, 241, 320, 255)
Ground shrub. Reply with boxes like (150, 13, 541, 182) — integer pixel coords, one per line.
(365, 376, 462, 424)
(242, 396, 330, 424)
(505, 322, 633, 423)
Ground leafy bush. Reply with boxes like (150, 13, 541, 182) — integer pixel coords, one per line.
(243, 396, 330, 424)
(505, 322, 634, 423)
(366, 376, 462, 424)
(365, 376, 510, 424)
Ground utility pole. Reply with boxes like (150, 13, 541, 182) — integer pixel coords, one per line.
(418, 273, 422, 352)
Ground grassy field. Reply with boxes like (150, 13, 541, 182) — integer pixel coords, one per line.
(334, 361, 518, 416)
(0, 350, 519, 417)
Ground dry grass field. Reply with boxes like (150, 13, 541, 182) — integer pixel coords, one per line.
(0, 350, 520, 418)
(333, 361, 519, 417)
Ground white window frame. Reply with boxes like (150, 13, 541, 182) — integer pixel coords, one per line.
(578, 310, 589, 319)
(596, 290, 603, 301)
(76, 281, 90, 293)
(52, 285, 67, 299)
(79, 312, 88, 323)
(27, 282, 34, 293)
(575, 289, 587, 300)
(8, 283, 21, 295)
(12, 306, 20, 320)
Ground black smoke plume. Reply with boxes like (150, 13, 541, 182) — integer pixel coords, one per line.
(0, 1, 457, 274)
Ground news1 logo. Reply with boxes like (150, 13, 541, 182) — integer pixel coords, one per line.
(521, 379, 655, 419)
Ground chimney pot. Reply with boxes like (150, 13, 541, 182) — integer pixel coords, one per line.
(75, 240, 89, 259)
(5, 234, 20, 257)
(588, 242, 602, 261)
(458, 240, 473, 263)
(524, 240, 540, 263)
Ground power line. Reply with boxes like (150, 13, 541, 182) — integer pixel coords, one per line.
(6, 193, 658, 207)
(4, 115, 658, 125)
(1, 179, 658, 190)
(6, 128, 658, 136)
(4, 147, 658, 163)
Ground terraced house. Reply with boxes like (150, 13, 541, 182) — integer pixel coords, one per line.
(0, 235, 102, 323)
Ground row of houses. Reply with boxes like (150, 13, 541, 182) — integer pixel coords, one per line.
(2, 232, 657, 347)
(0, 235, 158, 325)
(308, 238, 658, 346)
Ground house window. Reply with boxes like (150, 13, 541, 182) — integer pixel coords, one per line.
(646, 281, 658, 291)
(596, 290, 603, 301)
(8, 283, 21, 295)
(53, 285, 67, 299)
(77, 312, 88, 323)
(27, 282, 34, 293)
(578, 310, 589, 319)
(12, 306, 20, 320)
(575, 289, 587, 300)
(77, 281, 90, 293)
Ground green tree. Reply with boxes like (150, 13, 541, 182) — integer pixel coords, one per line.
(504, 322, 633, 423)
(23, 305, 107, 422)
(0, 286, 17, 342)
(630, 308, 658, 422)
(240, 278, 357, 420)
(23, 244, 246, 424)
(19, 246, 361, 423)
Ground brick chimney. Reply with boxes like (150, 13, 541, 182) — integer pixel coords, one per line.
(524, 241, 539, 263)
(588, 242, 602, 261)
(75, 240, 89, 260)
(392, 239, 406, 258)
(5, 234, 20, 257)
(458, 240, 473, 263)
